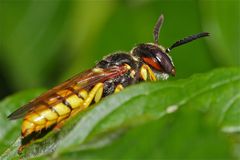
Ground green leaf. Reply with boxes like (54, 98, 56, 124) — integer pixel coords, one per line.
(0, 68, 240, 159)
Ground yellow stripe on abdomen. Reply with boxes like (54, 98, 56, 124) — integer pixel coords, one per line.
(52, 103, 71, 116)
(21, 89, 88, 137)
(65, 94, 84, 109)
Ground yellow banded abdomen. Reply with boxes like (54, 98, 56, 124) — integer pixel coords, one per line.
(21, 88, 88, 137)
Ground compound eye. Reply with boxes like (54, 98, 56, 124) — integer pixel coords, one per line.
(142, 57, 162, 71)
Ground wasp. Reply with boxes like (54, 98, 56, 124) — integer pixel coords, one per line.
(8, 14, 209, 153)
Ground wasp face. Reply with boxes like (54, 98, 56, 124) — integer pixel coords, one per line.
(132, 43, 176, 77)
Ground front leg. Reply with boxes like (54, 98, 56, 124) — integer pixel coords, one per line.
(114, 84, 124, 93)
(140, 64, 157, 81)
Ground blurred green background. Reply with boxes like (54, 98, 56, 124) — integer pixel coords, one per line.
(0, 0, 239, 99)
(0, 0, 239, 159)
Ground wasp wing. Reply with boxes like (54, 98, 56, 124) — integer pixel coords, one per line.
(8, 65, 129, 120)
(7, 69, 92, 120)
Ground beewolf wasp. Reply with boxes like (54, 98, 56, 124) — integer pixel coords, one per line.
(8, 14, 209, 153)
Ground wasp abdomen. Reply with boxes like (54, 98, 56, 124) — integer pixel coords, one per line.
(21, 88, 89, 137)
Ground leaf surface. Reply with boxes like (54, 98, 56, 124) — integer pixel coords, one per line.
(0, 68, 239, 159)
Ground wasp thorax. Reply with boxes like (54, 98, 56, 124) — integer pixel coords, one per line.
(131, 43, 176, 77)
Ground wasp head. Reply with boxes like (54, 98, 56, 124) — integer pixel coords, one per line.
(131, 14, 209, 80)
(132, 43, 175, 80)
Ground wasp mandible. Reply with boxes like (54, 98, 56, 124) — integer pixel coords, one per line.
(8, 14, 209, 153)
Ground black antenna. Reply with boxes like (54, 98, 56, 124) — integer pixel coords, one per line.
(153, 14, 164, 44)
(166, 32, 210, 53)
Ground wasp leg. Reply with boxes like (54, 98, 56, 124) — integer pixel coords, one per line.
(70, 83, 104, 116)
(53, 120, 65, 132)
(54, 84, 103, 130)
(140, 64, 157, 81)
(84, 82, 104, 106)
(114, 84, 124, 93)
(18, 144, 25, 154)
(94, 84, 104, 103)
(140, 65, 148, 81)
